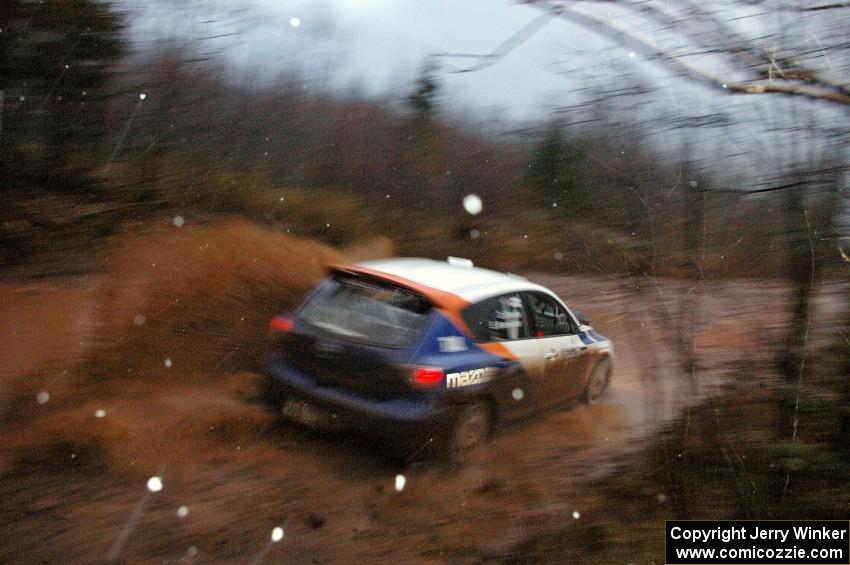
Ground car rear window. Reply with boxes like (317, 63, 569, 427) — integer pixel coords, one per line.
(298, 274, 433, 348)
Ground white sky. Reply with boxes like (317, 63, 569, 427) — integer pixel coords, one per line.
(125, 0, 849, 179)
(127, 0, 635, 119)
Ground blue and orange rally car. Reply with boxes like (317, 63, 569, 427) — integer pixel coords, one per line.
(263, 257, 614, 460)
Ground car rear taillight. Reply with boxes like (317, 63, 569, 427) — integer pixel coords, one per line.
(411, 367, 443, 388)
(269, 315, 293, 333)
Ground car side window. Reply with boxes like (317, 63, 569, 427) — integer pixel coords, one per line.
(526, 292, 575, 337)
(461, 293, 529, 342)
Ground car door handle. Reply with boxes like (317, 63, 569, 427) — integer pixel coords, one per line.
(544, 350, 557, 360)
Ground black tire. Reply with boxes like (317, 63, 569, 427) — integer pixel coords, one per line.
(447, 401, 492, 463)
(584, 358, 611, 404)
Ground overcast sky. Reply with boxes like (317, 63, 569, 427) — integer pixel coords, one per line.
(128, 0, 727, 113)
(128, 0, 611, 119)
(125, 0, 848, 180)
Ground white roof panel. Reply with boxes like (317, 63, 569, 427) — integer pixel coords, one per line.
(355, 258, 550, 303)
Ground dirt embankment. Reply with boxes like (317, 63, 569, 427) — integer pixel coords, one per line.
(0, 218, 828, 563)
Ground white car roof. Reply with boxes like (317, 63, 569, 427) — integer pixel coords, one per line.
(355, 258, 553, 303)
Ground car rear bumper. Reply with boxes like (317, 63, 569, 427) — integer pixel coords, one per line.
(263, 354, 453, 445)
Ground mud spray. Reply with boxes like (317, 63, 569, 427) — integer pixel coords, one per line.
(1, 218, 391, 480)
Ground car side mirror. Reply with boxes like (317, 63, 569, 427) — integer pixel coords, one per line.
(573, 309, 589, 326)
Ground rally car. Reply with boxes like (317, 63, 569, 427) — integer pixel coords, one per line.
(263, 257, 614, 460)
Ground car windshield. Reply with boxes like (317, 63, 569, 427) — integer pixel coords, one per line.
(298, 275, 432, 348)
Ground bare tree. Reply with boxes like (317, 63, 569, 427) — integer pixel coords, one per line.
(523, 0, 850, 107)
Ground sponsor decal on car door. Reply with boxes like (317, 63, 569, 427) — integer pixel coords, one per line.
(487, 294, 543, 403)
(525, 291, 590, 402)
(463, 293, 542, 414)
(538, 333, 587, 399)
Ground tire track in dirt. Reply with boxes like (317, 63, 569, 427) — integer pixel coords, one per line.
(2, 243, 840, 562)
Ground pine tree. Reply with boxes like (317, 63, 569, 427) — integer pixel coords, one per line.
(407, 59, 439, 119)
(1, 0, 124, 193)
(526, 121, 586, 215)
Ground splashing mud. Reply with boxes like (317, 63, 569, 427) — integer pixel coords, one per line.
(2, 220, 840, 563)
(1, 219, 388, 478)
(85, 218, 344, 378)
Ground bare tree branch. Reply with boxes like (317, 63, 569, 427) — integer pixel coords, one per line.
(526, 0, 850, 107)
(626, 0, 767, 71)
(769, 1, 850, 12)
(433, 5, 563, 73)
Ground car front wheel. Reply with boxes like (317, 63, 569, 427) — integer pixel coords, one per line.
(584, 358, 611, 404)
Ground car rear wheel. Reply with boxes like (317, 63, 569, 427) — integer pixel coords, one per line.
(448, 402, 491, 462)
(261, 376, 286, 410)
(584, 358, 611, 404)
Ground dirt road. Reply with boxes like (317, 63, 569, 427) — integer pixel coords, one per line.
(1, 264, 823, 563)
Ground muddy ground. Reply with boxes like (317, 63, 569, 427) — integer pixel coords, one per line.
(0, 224, 840, 563)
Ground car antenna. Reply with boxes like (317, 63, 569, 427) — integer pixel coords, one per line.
(446, 256, 474, 268)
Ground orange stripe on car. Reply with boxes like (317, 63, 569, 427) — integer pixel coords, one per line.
(437, 307, 474, 339)
(327, 264, 490, 342)
(328, 264, 470, 312)
(478, 342, 518, 361)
